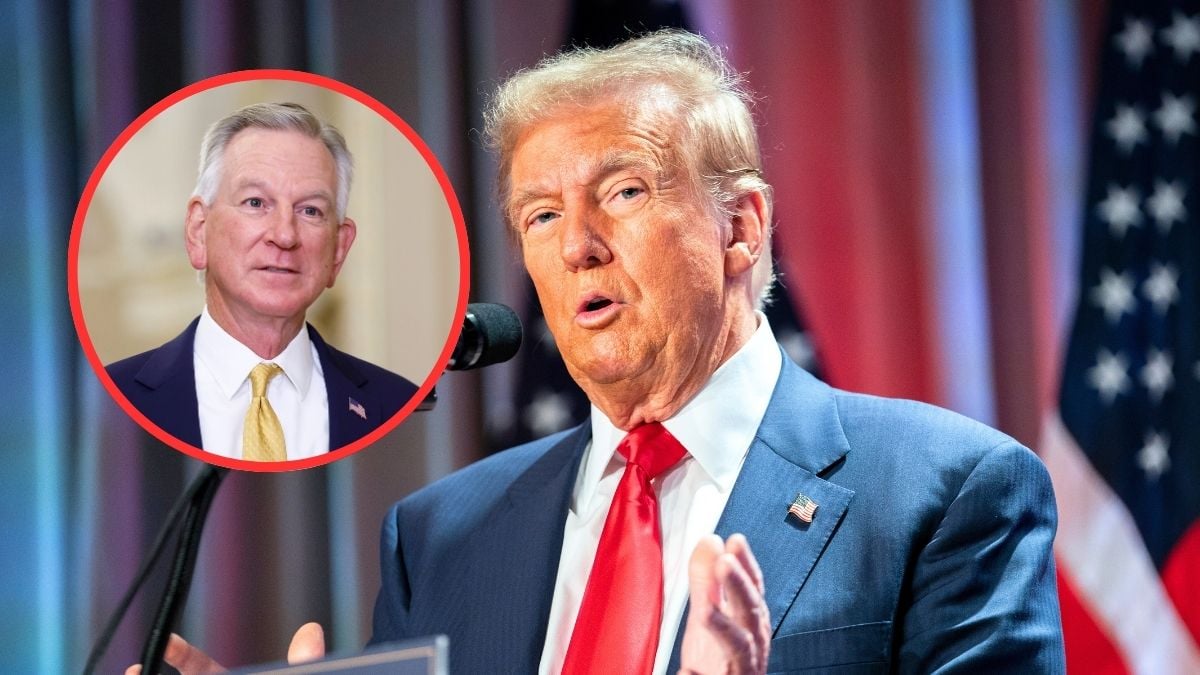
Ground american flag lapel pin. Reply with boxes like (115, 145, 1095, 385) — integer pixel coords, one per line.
(788, 492, 818, 523)
(348, 397, 367, 420)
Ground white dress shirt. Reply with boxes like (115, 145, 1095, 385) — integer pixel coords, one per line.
(193, 307, 330, 460)
(539, 315, 783, 674)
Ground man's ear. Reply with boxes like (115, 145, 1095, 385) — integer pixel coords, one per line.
(184, 198, 208, 271)
(327, 217, 357, 287)
(724, 190, 768, 278)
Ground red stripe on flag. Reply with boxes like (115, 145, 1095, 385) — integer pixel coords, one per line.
(1057, 565, 1130, 675)
(1163, 520, 1200, 645)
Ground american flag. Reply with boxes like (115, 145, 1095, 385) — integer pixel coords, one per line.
(787, 493, 818, 524)
(1043, 1, 1200, 672)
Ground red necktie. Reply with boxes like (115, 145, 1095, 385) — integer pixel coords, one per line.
(562, 422, 688, 675)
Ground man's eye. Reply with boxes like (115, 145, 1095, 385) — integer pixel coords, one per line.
(302, 206, 322, 217)
(532, 211, 558, 225)
(618, 187, 643, 199)
(246, 197, 264, 208)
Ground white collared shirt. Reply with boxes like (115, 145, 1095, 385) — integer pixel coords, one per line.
(193, 307, 329, 460)
(539, 314, 784, 674)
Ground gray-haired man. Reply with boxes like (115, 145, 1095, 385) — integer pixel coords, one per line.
(108, 102, 417, 462)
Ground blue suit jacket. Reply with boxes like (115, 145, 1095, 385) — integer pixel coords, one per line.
(370, 354, 1064, 673)
(106, 317, 418, 451)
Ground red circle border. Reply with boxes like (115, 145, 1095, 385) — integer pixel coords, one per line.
(67, 69, 470, 472)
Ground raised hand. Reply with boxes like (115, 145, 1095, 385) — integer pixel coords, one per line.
(679, 534, 771, 675)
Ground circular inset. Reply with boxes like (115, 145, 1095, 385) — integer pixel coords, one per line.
(69, 70, 469, 471)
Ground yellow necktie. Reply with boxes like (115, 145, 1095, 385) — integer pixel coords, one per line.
(243, 363, 286, 462)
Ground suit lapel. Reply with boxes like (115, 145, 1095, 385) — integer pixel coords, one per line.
(132, 318, 203, 448)
(455, 425, 589, 671)
(668, 357, 855, 670)
(309, 325, 374, 449)
(716, 442, 854, 632)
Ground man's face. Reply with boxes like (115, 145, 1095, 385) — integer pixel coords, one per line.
(508, 101, 747, 409)
(185, 128, 355, 330)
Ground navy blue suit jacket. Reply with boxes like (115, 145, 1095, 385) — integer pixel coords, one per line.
(370, 354, 1064, 673)
(106, 317, 418, 451)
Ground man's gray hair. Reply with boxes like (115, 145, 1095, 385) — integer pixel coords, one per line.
(483, 29, 776, 304)
(193, 102, 354, 221)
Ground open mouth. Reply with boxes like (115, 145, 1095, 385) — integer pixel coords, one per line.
(575, 294, 620, 327)
(584, 297, 613, 312)
(576, 293, 624, 326)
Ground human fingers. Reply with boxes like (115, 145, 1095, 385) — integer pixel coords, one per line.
(724, 534, 771, 655)
(287, 622, 326, 664)
(725, 533, 765, 594)
(716, 549, 770, 671)
(679, 534, 729, 673)
(699, 599, 764, 674)
(689, 533, 725, 609)
(717, 552, 770, 635)
(163, 632, 226, 674)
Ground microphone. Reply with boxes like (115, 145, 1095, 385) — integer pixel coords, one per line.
(448, 303, 523, 371)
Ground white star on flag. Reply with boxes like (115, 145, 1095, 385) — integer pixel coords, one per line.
(1137, 431, 1171, 480)
(1091, 267, 1137, 323)
(1106, 104, 1148, 153)
(524, 389, 572, 436)
(1153, 92, 1196, 144)
(1088, 349, 1131, 404)
(1096, 184, 1142, 237)
(1161, 11, 1200, 62)
(1140, 349, 1174, 402)
(1142, 261, 1180, 314)
(1115, 17, 1154, 67)
(1147, 180, 1186, 232)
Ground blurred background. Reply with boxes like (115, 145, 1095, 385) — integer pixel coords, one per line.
(2, 0, 1197, 673)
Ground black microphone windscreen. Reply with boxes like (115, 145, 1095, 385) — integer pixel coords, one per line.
(448, 303, 523, 371)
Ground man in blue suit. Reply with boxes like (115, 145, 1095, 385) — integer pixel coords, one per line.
(367, 30, 1063, 673)
(365, 30, 1063, 673)
(107, 103, 417, 462)
(155, 31, 1063, 674)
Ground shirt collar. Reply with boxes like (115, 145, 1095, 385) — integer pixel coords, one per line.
(194, 307, 316, 400)
(576, 312, 783, 513)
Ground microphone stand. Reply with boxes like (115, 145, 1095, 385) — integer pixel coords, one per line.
(138, 465, 226, 673)
(85, 395, 441, 674)
(82, 465, 226, 674)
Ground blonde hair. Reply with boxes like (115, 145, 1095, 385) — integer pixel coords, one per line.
(483, 29, 775, 302)
(193, 102, 354, 221)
